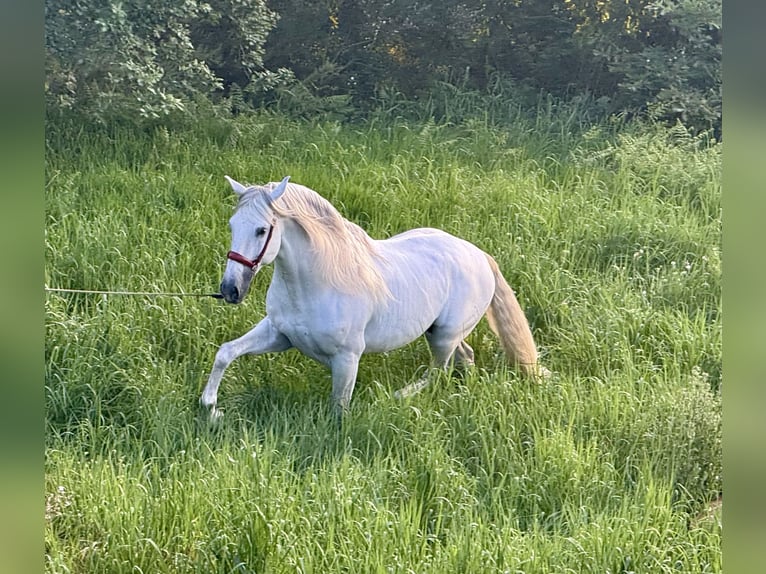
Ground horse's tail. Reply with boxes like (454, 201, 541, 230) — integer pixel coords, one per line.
(485, 254, 549, 378)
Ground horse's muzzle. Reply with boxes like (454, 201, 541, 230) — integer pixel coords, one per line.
(219, 282, 241, 304)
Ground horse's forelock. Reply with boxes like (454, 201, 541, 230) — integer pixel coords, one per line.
(235, 184, 271, 212)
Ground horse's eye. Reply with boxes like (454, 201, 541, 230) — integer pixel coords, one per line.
(255, 227, 267, 237)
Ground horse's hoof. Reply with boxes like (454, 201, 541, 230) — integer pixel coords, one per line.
(200, 401, 223, 424)
(538, 366, 553, 379)
(394, 377, 430, 400)
(208, 407, 224, 423)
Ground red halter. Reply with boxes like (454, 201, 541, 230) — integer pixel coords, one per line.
(226, 225, 275, 270)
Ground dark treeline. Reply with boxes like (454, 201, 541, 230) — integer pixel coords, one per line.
(45, 0, 721, 133)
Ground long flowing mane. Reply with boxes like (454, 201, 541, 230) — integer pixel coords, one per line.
(239, 182, 392, 301)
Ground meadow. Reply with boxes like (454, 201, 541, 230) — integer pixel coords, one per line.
(45, 104, 721, 573)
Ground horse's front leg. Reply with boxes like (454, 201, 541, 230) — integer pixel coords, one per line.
(330, 351, 361, 415)
(201, 317, 292, 419)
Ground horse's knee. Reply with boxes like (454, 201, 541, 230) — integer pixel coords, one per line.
(214, 342, 236, 367)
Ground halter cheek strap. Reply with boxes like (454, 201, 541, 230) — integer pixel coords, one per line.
(227, 225, 275, 270)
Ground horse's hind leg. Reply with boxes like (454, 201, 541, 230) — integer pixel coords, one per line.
(394, 330, 470, 400)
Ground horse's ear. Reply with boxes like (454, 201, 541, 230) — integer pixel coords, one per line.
(269, 176, 290, 203)
(224, 175, 248, 195)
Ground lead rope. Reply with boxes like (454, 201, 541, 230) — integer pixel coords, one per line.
(44, 286, 223, 298)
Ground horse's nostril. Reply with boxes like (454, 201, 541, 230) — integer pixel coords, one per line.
(220, 282, 240, 303)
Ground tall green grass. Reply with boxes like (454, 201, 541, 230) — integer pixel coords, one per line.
(45, 110, 721, 573)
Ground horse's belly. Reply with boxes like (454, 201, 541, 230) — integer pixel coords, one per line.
(362, 317, 437, 353)
(361, 285, 446, 353)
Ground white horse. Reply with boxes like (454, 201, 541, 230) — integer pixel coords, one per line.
(201, 176, 546, 418)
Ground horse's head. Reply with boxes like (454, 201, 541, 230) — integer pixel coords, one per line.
(219, 175, 289, 304)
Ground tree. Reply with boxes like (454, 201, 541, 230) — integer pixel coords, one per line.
(598, 0, 722, 131)
(45, 0, 279, 120)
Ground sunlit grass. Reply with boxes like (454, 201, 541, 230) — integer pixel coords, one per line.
(45, 110, 721, 573)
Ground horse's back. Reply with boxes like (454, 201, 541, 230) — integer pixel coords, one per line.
(379, 227, 493, 280)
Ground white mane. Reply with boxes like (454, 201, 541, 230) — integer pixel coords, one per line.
(238, 182, 392, 302)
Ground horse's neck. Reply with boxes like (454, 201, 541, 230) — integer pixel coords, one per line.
(272, 218, 323, 294)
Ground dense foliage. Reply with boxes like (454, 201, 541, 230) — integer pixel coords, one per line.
(45, 0, 279, 121)
(45, 0, 721, 132)
(266, 0, 721, 129)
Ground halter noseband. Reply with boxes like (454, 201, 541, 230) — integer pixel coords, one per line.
(227, 225, 275, 270)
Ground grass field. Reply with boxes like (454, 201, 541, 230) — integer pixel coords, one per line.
(45, 107, 722, 573)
